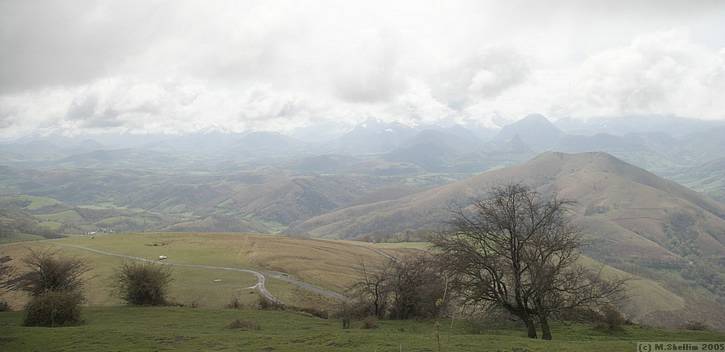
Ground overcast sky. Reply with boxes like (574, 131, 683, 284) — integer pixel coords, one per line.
(1, 0, 725, 137)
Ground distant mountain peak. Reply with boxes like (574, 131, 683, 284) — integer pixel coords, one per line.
(494, 114, 563, 150)
(520, 113, 550, 123)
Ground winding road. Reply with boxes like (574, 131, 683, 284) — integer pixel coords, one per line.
(53, 243, 344, 305)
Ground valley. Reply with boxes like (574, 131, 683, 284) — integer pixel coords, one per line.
(1, 114, 725, 343)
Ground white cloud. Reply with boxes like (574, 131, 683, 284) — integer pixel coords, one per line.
(1, 1, 724, 138)
(564, 29, 725, 119)
(432, 47, 531, 109)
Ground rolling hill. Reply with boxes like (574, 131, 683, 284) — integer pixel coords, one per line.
(292, 152, 724, 248)
(289, 151, 725, 328)
(667, 157, 725, 203)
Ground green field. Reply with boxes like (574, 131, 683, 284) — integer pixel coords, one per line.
(0, 233, 700, 322)
(0, 233, 411, 310)
(2, 232, 724, 351)
(1, 307, 724, 352)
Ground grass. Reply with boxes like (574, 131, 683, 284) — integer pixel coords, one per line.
(0, 241, 322, 310)
(36, 210, 83, 223)
(0, 233, 701, 321)
(1, 306, 724, 352)
(1, 232, 720, 330)
(49, 232, 411, 292)
(0, 233, 45, 244)
(0, 232, 409, 310)
(9, 195, 61, 210)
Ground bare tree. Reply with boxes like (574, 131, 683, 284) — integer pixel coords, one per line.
(523, 198, 627, 339)
(12, 249, 89, 296)
(388, 254, 446, 320)
(350, 260, 392, 319)
(433, 183, 626, 340)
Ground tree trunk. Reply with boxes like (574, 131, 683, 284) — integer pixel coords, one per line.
(525, 318, 537, 338)
(540, 314, 552, 340)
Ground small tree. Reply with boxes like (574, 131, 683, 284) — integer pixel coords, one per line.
(433, 184, 626, 340)
(13, 249, 88, 296)
(23, 290, 84, 326)
(388, 254, 446, 320)
(350, 260, 392, 319)
(12, 250, 89, 326)
(114, 262, 173, 305)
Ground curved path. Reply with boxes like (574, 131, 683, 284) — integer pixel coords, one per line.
(54, 243, 290, 304)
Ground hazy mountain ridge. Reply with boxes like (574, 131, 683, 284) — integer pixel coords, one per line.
(288, 151, 725, 328)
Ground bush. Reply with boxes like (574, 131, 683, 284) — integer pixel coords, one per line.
(189, 298, 201, 308)
(258, 296, 284, 310)
(226, 296, 243, 309)
(13, 250, 88, 296)
(0, 300, 10, 312)
(114, 262, 173, 306)
(595, 305, 626, 332)
(226, 319, 260, 330)
(684, 321, 709, 331)
(361, 316, 378, 329)
(560, 307, 603, 323)
(23, 290, 84, 327)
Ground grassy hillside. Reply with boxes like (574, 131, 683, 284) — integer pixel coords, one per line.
(2, 306, 724, 352)
(667, 157, 725, 203)
(0, 233, 414, 310)
(1, 232, 712, 332)
(0, 166, 440, 235)
(289, 152, 725, 329)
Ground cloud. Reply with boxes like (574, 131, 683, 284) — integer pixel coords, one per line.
(565, 29, 725, 119)
(1, 1, 725, 138)
(432, 47, 531, 109)
(333, 31, 407, 103)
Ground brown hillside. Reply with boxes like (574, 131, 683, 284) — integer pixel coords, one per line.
(292, 152, 725, 260)
(290, 152, 725, 329)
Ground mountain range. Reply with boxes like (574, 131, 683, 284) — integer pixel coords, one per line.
(2, 114, 724, 328)
(290, 151, 725, 328)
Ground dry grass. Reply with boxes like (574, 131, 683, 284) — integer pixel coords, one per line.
(0, 233, 411, 310)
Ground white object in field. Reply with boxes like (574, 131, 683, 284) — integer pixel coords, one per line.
(158, 255, 168, 260)
(213, 279, 222, 283)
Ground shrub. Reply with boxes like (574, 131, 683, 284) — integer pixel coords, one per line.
(226, 319, 260, 330)
(596, 305, 626, 332)
(361, 316, 378, 329)
(0, 300, 10, 312)
(13, 250, 88, 296)
(226, 296, 243, 309)
(114, 262, 173, 306)
(23, 290, 84, 327)
(559, 307, 602, 323)
(684, 321, 709, 331)
(189, 298, 201, 308)
(258, 296, 284, 310)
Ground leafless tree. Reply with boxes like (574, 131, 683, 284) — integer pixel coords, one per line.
(12, 249, 89, 296)
(350, 259, 393, 319)
(388, 254, 446, 320)
(433, 183, 626, 340)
